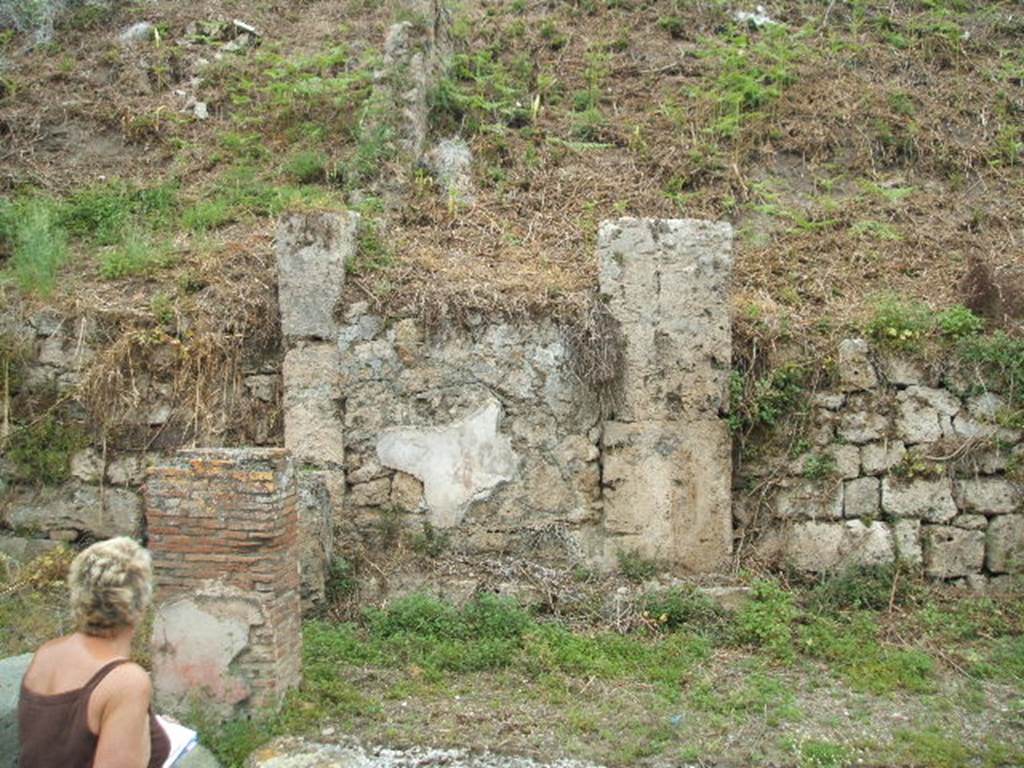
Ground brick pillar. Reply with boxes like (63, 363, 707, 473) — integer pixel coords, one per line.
(145, 448, 301, 718)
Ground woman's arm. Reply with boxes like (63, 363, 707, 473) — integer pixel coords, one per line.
(93, 664, 154, 768)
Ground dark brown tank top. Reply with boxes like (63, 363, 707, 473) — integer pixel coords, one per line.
(18, 657, 171, 768)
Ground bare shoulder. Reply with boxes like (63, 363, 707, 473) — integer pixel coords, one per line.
(107, 662, 153, 696)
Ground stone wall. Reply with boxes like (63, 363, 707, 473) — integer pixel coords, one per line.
(145, 448, 301, 717)
(277, 215, 735, 575)
(746, 338, 1024, 586)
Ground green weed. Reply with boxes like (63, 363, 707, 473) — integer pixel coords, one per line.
(865, 293, 932, 349)
(0, 197, 68, 295)
(727, 364, 806, 435)
(735, 578, 799, 660)
(694, 24, 806, 139)
(284, 149, 328, 184)
(62, 180, 178, 245)
(796, 739, 850, 768)
(430, 50, 532, 136)
(807, 564, 917, 613)
(957, 331, 1024, 404)
(802, 452, 837, 481)
(616, 549, 659, 583)
(936, 304, 983, 338)
(99, 231, 175, 279)
(642, 586, 726, 635)
(6, 415, 86, 485)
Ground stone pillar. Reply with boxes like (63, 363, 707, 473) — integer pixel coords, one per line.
(276, 212, 354, 608)
(597, 218, 734, 572)
(145, 448, 301, 717)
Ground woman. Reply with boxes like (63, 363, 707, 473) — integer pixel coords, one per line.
(18, 536, 170, 768)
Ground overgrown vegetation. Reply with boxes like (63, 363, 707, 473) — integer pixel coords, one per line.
(184, 570, 1024, 767)
(4, 415, 85, 485)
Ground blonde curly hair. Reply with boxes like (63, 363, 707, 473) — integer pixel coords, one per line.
(69, 537, 153, 637)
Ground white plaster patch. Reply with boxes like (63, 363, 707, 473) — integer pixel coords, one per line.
(376, 400, 518, 528)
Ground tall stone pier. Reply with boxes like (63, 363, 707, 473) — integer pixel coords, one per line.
(598, 218, 734, 572)
(276, 212, 353, 608)
(145, 448, 301, 717)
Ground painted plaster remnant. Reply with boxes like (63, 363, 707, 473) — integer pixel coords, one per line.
(376, 400, 518, 528)
(151, 589, 261, 715)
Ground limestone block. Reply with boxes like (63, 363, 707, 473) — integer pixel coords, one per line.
(879, 355, 925, 386)
(106, 454, 147, 485)
(783, 520, 894, 572)
(896, 386, 960, 444)
(296, 471, 339, 609)
(861, 440, 906, 475)
(790, 444, 859, 479)
(425, 137, 475, 203)
(882, 477, 957, 523)
(152, 587, 264, 718)
(70, 448, 103, 483)
(601, 419, 731, 571)
(597, 217, 733, 421)
(377, 400, 518, 528)
(922, 525, 985, 578)
(275, 211, 356, 339)
(812, 393, 846, 411)
(0, 653, 32, 764)
(953, 514, 987, 530)
(893, 519, 923, 565)
(0, 535, 62, 563)
(844, 477, 880, 519)
(956, 478, 1022, 516)
(775, 480, 844, 520)
(391, 472, 424, 512)
(987, 515, 1024, 574)
(6, 484, 141, 539)
(244, 374, 280, 403)
(282, 344, 344, 467)
(838, 411, 889, 444)
(337, 314, 384, 354)
(348, 477, 392, 507)
(838, 338, 878, 391)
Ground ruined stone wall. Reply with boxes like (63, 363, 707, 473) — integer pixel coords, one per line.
(743, 338, 1024, 587)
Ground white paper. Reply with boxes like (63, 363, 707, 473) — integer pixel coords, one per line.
(155, 715, 199, 768)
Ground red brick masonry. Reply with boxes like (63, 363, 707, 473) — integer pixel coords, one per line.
(145, 448, 301, 711)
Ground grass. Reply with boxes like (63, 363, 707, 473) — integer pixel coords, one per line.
(4, 415, 86, 485)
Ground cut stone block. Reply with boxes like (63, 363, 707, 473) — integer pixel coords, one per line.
(597, 217, 733, 422)
(956, 478, 1022, 516)
(282, 344, 344, 467)
(838, 338, 878, 391)
(844, 477, 880, 519)
(882, 478, 957, 523)
(893, 518, 923, 566)
(987, 515, 1024, 574)
(838, 411, 889, 444)
(783, 520, 894, 572)
(275, 211, 356, 340)
(6, 485, 141, 539)
(602, 419, 731, 571)
(922, 525, 985, 579)
(861, 441, 906, 475)
(775, 480, 844, 520)
(896, 386, 960, 444)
